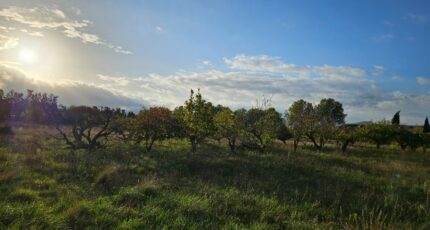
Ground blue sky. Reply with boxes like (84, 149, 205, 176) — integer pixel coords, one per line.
(0, 0, 429, 124)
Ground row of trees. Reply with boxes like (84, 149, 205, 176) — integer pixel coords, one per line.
(0, 89, 59, 124)
(1, 88, 429, 153)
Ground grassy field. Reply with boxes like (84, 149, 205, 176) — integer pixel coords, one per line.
(1, 125, 430, 229)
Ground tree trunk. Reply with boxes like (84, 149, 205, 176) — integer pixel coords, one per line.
(309, 135, 322, 151)
(319, 137, 324, 151)
(190, 137, 197, 152)
(376, 142, 380, 149)
(293, 139, 299, 152)
(146, 138, 155, 152)
(341, 139, 352, 153)
(228, 138, 236, 153)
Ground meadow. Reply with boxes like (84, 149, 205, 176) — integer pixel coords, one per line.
(1, 124, 429, 229)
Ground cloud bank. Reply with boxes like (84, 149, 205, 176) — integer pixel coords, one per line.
(92, 55, 429, 125)
(0, 64, 141, 110)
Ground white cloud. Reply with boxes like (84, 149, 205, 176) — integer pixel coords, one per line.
(390, 75, 403, 81)
(417, 76, 430, 85)
(372, 65, 384, 76)
(404, 13, 427, 23)
(92, 67, 429, 124)
(155, 26, 163, 32)
(0, 6, 131, 54)
(97, 69, 375, 115)
(224, 54, 366, 78)
(372, 33, 394, 42)
(88, 55, 428, 124)
(98, 74, 129, 86)
(0, 34, 18, 50)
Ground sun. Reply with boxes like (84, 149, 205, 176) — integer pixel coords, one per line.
(19, 48, 37, 64)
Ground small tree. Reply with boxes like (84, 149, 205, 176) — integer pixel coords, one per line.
(0, 89, 10, 125)
(287, 99, 313, 151)
(391, 111, 400, 125)
(311, 98, 346, 151)
(214, 108, 244, 153)
(277, 121, 292, 145)
(393, 127, 410, 150)
(357, 120, 395, 149)
(133, 107, 176, 151)
(183, 89, 215, 152)
(110, 115, 135, 143)
(335, 126, 355, 153)
(241, 108, 282, 152)
(56, 106, 117, 149)
(424, 117, 430, 134)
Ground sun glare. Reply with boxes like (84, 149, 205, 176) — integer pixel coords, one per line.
(19, 48, 37, 64)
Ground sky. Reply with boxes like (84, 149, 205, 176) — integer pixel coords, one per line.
(0, 0, 429, 124)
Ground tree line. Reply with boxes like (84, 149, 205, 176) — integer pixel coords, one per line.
(1, 88, 429, 153)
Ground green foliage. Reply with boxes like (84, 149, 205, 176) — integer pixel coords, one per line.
(214, 108, 244, 152)
(241, 108, 282, 152)
(109, 116, 135, 143)
(357, 120, 395, 149)
(277, 121, 292, 144)
(287, 99, 313, 151)
(287, 98, 346, 151)
(132, 107, 178, 151)
(335, 126, 355, 153)
(311, 98, 346, 150)
(182, 89, 215, 152)
(393, 127, 423, 151)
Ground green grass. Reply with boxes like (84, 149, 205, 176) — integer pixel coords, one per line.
(1, 126, 430, 229)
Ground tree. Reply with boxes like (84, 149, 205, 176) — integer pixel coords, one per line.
(55, 106, 117, 149)
(391, 111, 400, 125)
(241, 108, 282, 152)
(287, 99, 313, 151)
(182, 89, 215, 152)
(23, 90, 59, 124)
(357, 120, 395, 149)
(277, 121, 292, 145)
(424, 117, 430, 134)
(393, 127, 410, 150)
(310, 98, 346, 151)
(335, 126, 355, 153)
(421, 133, 430, 153)
(5, 90, 25, 121)
(133, 107, 176, 151)
(109, 115, 135, 143)
(214, 108, 244, 153)
(0, 89, 10, 125)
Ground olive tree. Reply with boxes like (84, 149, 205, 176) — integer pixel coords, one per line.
(55, 106, 117, 149)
